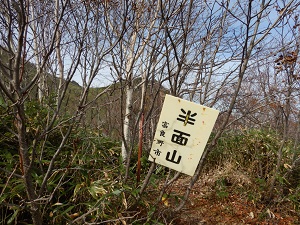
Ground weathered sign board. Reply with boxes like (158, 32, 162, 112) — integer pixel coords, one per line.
(148, 94, 219, 176)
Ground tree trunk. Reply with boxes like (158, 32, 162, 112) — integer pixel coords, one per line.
(16, 105, 42, 225)
(55, 0, 64, 106)
(121, 84, 133, 163)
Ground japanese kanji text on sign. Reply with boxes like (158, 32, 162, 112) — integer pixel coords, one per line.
(148, 94, 219, 176)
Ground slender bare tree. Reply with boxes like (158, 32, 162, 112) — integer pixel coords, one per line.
(0, 0, 124, 223)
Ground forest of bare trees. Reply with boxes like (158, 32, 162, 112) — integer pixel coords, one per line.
(0, 0, 300, 224)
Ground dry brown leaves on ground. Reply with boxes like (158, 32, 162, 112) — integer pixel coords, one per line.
(156, 165, 299, 224)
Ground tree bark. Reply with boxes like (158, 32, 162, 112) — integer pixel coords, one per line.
(15, 105, 42, 225)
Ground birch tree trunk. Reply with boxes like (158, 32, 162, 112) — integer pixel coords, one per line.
(30, 8, 43, 102)
(119, 0, 161, 163)
(121, 24, 136, 161)
(55, 0, 64, 105)
(121, 83, 134, 162)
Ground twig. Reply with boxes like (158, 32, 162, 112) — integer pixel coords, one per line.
(0, 165, 19, 199)
(0, 166, 22, 178)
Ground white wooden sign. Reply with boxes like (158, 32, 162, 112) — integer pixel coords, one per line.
(148, 94, 219, 176)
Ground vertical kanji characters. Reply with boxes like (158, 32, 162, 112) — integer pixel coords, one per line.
(149, 95, 219, 176)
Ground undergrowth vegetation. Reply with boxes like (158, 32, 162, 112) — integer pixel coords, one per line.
(204, 129, 300, 216)
(0, 102, 299, 224)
